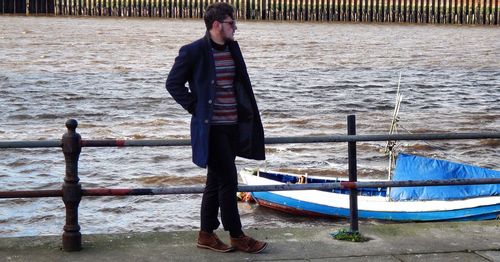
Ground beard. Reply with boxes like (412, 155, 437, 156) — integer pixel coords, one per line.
(220, 28, 235, 43)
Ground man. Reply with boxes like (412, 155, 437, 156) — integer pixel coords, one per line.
(165, 2, 267, 254)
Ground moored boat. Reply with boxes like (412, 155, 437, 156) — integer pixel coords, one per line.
(240, 154, 500, 221)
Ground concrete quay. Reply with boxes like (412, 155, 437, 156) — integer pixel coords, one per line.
(1, 220, 499, 262)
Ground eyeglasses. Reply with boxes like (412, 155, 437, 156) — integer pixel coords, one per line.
(220, 20, 236, 28)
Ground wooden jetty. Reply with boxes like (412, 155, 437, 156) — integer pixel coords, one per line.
(1, 0, 499, 25)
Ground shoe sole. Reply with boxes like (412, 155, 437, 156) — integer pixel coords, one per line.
(250, 242, 268, 254)
(233, 242, 268, 254)
(197, 243, 234, 253)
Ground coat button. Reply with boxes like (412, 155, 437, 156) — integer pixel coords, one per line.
(211, 80, 215, 85)
(204, 119, 209, 124)
(208, 99, 212, 104)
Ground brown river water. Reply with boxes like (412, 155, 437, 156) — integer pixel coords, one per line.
(0, 16, 499, 237)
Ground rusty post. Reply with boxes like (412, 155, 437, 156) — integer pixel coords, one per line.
(62, 119, 82, 251)
(347, 115, 359, 232)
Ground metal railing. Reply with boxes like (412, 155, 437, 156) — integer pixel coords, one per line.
(1, 115, 499, 251)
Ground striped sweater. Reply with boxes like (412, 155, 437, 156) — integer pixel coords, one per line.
(211, 45, 238, 125)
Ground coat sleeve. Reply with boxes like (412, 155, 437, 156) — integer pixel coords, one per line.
(165, 45, 196, 114)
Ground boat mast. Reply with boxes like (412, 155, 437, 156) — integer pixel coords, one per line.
(385, 72, 403, 183)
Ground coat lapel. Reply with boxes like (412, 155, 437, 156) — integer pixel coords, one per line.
(203, 33, 216, 83)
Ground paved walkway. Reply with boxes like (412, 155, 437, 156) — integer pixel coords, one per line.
(1, 220, 499, 261)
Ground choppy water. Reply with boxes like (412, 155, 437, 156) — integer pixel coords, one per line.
(0, 16, 499, 237)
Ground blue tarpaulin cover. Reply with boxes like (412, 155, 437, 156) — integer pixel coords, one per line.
(390, 154, 500, 201)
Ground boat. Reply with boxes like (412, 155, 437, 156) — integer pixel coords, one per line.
(240, 154, 500, 221)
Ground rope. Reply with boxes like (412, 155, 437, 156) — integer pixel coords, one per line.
(385, 72, 403, 181)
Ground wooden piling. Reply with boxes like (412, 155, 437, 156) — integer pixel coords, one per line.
(2, 0, 498, 25)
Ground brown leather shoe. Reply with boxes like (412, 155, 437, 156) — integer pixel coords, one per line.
(197, 231, 234, 253)
(230, 235, 268, 253)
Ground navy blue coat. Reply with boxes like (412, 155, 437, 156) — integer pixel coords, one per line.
(166, 34, 265, 168)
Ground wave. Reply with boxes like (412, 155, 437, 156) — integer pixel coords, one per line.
(135, 175, 206, 186)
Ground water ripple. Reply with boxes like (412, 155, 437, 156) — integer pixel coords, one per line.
(0, 16, 498, 237)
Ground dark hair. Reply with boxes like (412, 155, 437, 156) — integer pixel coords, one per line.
(204, 2, 235, 30)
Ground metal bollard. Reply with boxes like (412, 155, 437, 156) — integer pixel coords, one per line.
(62, 119, 82, 251)
(347, 115, 359, 232)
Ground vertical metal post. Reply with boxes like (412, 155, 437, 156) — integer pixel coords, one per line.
(347, 115, 359, 232)
(62, 119, 82, 251)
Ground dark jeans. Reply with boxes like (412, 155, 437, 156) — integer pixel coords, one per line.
(200, 124, 242, 233)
